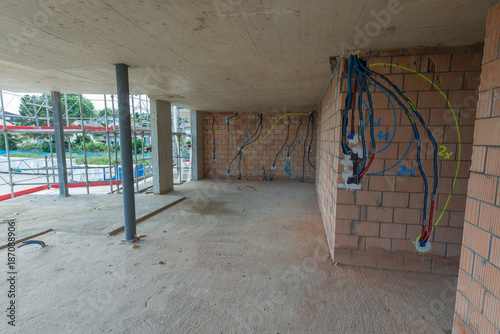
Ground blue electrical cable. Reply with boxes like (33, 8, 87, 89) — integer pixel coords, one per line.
(228, 117, 259, 172)
(273, 119, 291, 167)
(307, 113, 316, 170)
(353, 66, 367, 175)
(300, 115, 310, 182)
(18, 240, 46, 248)
(242, 114, 263, 149)
(360, 62, 438, 197)
(288, 127, 301, 157)
(352, 57, 430, 224)
(365, 82, 416, 175)
(238, 114, 263, 179)
(227, 113, 238, 166)
(355, 57, 438, 204)
(227, 114, 263, 176)
(211, 116, 216, 162)
(342, 57, 354, 154)
(367, 82, 397, 155)
(356, 62, 376, 152)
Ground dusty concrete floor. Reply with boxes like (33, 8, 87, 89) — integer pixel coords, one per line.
(0, 192, 184, 240)
(0, 180, 456, 334)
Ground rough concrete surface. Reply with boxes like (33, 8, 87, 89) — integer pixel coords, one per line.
(0, 180, 456, 333)
(0, 193, 184, 239)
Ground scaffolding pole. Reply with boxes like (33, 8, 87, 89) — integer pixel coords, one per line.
(173, 106, 181, 183)
(139, 96, 146, 183)
(52, 91, 69, 196)
(45, 155, 50, 186)
(79, 94, 90, 194)
(45, 94, 56, 184)
(104, 94, 113, 193)
(132, 96, 139, 194)
(67, 137, 73, 183)
(111, 95, 120, 194)
(0, 90, 15, 199)
(64, 93, 69, 127)
(0, 91, 155, 199)
(32, 95, 39, 128)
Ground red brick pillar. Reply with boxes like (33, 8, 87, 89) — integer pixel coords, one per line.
(453, 2, 500, 333)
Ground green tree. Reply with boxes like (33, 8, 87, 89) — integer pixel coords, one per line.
(98, 107, 117, 118)
(41, 138, 56, 153)
(0, 134, 19, 151)
(85, 141, 107, 153)
(17, 94, 96, 127)
(133, 138, 144, 152)
(73, 134, 92, 146)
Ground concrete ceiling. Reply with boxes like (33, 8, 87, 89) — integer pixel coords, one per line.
(0, 0, 489, 112)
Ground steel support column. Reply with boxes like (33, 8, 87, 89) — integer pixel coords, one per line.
(51, 91, 69, 197)
(115, 64, 137, 243)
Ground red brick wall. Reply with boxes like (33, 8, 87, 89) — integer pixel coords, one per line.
(203, 112, 316, 181)
(316, 65, 345, 249)
(453, 2, 500, 333)
(317, 45, 483, 275)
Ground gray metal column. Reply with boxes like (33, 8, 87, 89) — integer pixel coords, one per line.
(190, 110, 205, 180)
(150, 99, 173, 194)
(51, 91, 69, 197)
(115, 64, 136, 243)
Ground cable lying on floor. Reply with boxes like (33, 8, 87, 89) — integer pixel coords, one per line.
(18, 240, 46, 248)
(343, 55, 439, 247)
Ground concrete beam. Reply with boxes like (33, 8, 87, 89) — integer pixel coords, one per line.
(51, 91, 69, 197)
(150, 99, 173, 194)
(190, 110, 204, 180)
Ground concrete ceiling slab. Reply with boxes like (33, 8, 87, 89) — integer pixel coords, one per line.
(0, 0, 489, 112)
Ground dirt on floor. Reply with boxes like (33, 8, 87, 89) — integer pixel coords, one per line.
(0, 192, 184, 240)
(0, 179, 456, 334)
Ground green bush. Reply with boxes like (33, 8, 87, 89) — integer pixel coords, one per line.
(16, 141, 41, 152)
(0, 134, 19, 150)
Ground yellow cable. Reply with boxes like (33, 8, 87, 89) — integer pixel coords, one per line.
(247, 113, 307, 148)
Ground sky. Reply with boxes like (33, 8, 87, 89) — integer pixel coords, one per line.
(1, 91, 190, 119)
(0, 92, 161, 115)
(1, 92, 108, 115)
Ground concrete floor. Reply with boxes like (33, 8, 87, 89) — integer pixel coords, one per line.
(0, 192, 184, 241)
(0, 180, 456, 333)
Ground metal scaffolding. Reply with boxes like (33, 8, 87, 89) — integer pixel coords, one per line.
(0, 90, 160, 199)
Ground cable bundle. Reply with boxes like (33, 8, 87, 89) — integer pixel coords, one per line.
(343, 55, 438, 244)
(211, 116, 216, 162)
(287, 117, 302, 159)
(300, 111, 316, 182)
(226, 113, 238, 171)
(272, 116, 291, 169)
(227, 113, 263, 179)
